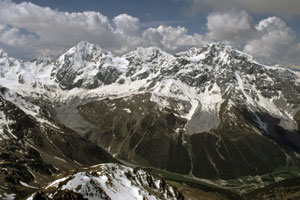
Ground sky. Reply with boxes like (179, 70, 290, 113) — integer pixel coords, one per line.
(0, 0, 300, 67)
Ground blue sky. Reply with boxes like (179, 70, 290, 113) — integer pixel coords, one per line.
(10, 0, 300, 35)
(11, 0, 186, 20)
(1, 0, 300, 66)
(11, 0, 205, 33)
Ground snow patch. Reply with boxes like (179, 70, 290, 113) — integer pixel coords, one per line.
(20, 181, 38, 189)
(41, 163, 178, 200)
(2, 193, 15, 200)
(185, 83, 223, 134)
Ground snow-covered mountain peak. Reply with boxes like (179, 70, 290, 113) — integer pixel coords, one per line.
(53, 41, 128, 89)
(203, 43, 254, 66)
(127, 46, 172, 62)
(28, 163, 183, 200)
(174, 43, 240, 68)
(57, 40, 104, 64)
(0, 48, 56, 93)
(1, 42, 300, 192)
(122, 47, 174, 82)
(55, 41, 107, 74)
(1, 42, 300, 118)
(204, 42, 228, 53)
(0, 50, 11, 69)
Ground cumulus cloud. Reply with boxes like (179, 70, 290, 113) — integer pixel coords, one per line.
(244, 17, 296, 64)
(143, 26, 206, 52)
(111, 14, 144, 54)
(203, 11, 300, 65)
(0, 0, 205, 58)
(0, 24, 28, 46)
(184, 0, 300, 17)
(206, 11, 255, 42)
(0, 0, 299, 66)
(0, 0, 116, 57)
(113, 14, 141, 36)
(0, 24, 37, 59)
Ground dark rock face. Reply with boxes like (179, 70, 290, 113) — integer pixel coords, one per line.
(97, 66, 122, 85)
(294, 111, 300, 131)
(77, 93, 300, 180)
(0, 87, 117, 198)
(2, 41, 300, 198)
(52, 41, 124, 90)
(78, 94, 191, 175)
(189, 130, 286, 179)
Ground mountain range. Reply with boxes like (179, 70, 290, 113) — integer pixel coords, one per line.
(1, 41, 300, 199)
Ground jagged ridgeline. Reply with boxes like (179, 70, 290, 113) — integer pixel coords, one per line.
(1, 41, 300, 199)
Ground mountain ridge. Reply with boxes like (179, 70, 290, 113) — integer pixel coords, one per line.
(1, 41, 300, 198)
(1, 41, 300, 142)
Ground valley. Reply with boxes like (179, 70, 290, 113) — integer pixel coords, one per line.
(0, 41, 300, 199)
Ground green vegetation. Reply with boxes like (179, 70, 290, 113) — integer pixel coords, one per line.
(141, 164, 300, 200)
(142, 167, 243, 200)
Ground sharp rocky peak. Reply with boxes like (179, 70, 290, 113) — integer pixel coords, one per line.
(177, 42, 253, 67)
(125, 46, 171, 62)
(57, 40, 106, 64)
(52, 41, 124, 89)
(1, 41, 300, 95)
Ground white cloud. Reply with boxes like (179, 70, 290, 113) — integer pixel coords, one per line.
(206, 11, 254, 42)
(203, 11, 300, 65)
(0, 24, 38, 59)
(143, 25, 205, 52)
(0, 0, 206, 58)
(184, 0, 300, 17)
(0, 0, 116, 57)
(244, 17, 296, 64)
(112, 14, 144, 54)
(0, 24, 29, 46)
(0, 0, 299, 66)
(113, 14, 141, 36)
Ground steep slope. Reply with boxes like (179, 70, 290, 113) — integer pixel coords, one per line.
(53, 41, 128, 90)
(0, 86, 117, 198)
(0, 49, 56, 91)
(71, 43, 300, 179)
(1, 41, 300, 186)
(27, 163, 184, 200)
